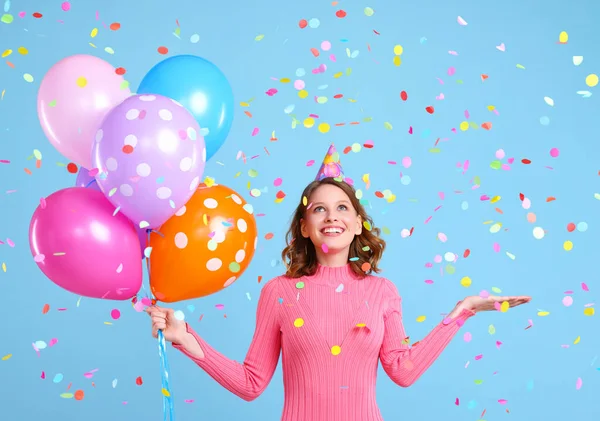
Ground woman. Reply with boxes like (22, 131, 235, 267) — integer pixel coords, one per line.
(147, 144, 531, 421)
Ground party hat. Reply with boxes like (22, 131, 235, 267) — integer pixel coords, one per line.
(315, 143, 344, 181)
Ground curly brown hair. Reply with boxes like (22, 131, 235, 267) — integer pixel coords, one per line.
(281, 177, 386, 279)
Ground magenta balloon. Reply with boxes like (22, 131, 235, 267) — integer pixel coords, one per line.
(91, 94, 206, 229)
(37, 54, 131, 169)
(29, 187, 143, 300)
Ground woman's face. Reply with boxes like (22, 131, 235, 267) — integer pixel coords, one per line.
(300, 184, 362, 259)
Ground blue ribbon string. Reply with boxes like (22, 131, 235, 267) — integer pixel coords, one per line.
(145, 229, 176, 421)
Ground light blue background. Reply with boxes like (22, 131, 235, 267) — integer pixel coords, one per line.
(1, 0, 598, 420)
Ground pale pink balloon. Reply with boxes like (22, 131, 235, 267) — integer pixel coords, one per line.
(37, 54, 131, 169)
(29, 187, 142, 300)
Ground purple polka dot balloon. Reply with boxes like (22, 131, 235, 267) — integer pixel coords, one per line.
(92, 94, 206, 229)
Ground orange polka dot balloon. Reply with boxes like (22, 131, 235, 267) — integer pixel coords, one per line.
(149, 183, 257, 303)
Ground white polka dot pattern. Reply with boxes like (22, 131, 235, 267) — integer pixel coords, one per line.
(91, 94, 206, 229)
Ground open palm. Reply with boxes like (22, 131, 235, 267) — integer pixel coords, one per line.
(463, 295, 531, 313)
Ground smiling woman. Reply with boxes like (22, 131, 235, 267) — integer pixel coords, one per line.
(281, 177, 386, 278)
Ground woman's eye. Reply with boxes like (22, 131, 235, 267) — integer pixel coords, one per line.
(339, 205, 347, 210)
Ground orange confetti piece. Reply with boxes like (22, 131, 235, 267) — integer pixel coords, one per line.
(522, 158, 532, 164)
(135, 376, 143, 385)
(546, 197, 556, 202)
(109, 23, 121, 31)
(335, 10, 347, 18)
(264, 233, 274, 240)
(32, 12, 43, 18)
(24, 168, 32, 175)
(122, 145, 134, 154)
(481, 74, 489, 81)
(257, 276, 263, 283)
(310, 48, 320, 57)
(481, 122, 493, 130)
(157, 46, 169, 55)
(463, 249, 471, 258)
(244, 111, 252, 118)
(74, 390, 85, 400)
(6, 61, 15, 69)
(425, 106, 434, 114)
(36, 159, 42, 169)
(42, 304, 50, 314)
(361, 262, 371, 272)
(115, 67, 126, 75)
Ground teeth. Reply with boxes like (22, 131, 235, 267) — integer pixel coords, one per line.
(323, 228, 343, 234)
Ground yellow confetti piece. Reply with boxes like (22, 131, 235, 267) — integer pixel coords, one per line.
(583, 308, 594, 316)
(460, 276, 472, 288)
(1, 90, 5, 100)
(490, 196, 501, 203)
(1, 354, 12, 361)
(559, 31, 568, 43)
(489, 222, 502, 233)
(331, 345, 341, 356)
(254, 34, 265, 41)
(1, 262, 6, 272)
(573, 336, 581, 345)
(506, 251, 516, 260)
(500, 301, 510, 312)
(90, 28, 98, 38)
(585, 74, 598, 87)
(362, 220, 372, 231)
(298, 90, 308, 99)
(537, 310, 550, 317)
(279, 78, 291, 83)
(544, 96, 554, 106)
(18, 47, 28, 55)
(595, 193, 600, 200)
(76, 77, 87, 88)
(491, 287, 502, 294)
(88, 42, 97, 48)
(459, 121, 469, 131)
(488, 324, 496, 335)
(393, 45, 403, 55)
(563, 240, 573, 251)
(393, 56, 401, 67)
(60, 393, 74, 399)
(293, 318, 304, 328)
(104, 47, 115, 54)
(23, 74, 34, 83)
(416, 315, 426, 322)
(1, 49, 12, 58)
(240, 101, 250, 107)
(303, 117, 315, 128)
(318, 122, 330, 133)
(333, 71, 343, 78)
(161, 388, 171, 397)
(356, 323, 366, 327)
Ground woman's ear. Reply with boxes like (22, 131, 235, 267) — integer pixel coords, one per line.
(355, 215, 363, 235)
(300, 218, 308, 238)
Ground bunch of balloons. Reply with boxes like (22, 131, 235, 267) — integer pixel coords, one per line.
(30, 54, 257, 304)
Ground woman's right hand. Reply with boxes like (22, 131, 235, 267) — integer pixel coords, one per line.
(146, 305, 187, 344)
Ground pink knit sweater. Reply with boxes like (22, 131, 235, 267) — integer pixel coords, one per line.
(173, 263, 475, 421)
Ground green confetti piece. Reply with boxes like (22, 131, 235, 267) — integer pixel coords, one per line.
(384, 122, 393, 130)
(445, 264, 456, 275)
(255, 34, 265, 41)
(490, 160, 502, 170)
(1, 14, 14, 24)
(429, 148, 442, 153)
(23, 73, 34, 83)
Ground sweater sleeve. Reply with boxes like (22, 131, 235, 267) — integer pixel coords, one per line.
(379, 278, 475, 387)
(172, 277, 282, 401)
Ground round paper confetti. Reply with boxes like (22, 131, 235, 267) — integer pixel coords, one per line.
(585, 74, 598, 87)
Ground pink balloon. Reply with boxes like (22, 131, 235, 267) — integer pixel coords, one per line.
(37, 54, 131, 169)
(29, 187, 142, 300)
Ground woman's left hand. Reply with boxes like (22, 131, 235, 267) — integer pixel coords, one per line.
(461, 295, 532, 313)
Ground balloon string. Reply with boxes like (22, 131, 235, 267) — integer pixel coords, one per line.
(84, 179, 97, 188)
(145, 230, 176, 421)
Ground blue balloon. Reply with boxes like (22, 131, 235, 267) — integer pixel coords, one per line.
(137, 55, 234, 161)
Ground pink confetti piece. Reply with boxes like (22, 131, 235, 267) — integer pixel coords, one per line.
(111, 309, 121, 320)
(273, 177, 282, 187)
(33, 254, 45, 263)
(463, 332, 472, 342)
(455, 398, 459, 405)
(251, 127, 259, 136)
(447, 67, 456, 76)
(215, 304, 225, 310)
(576, 377, 583, 390)
(496, 341, 502, 349)
(0, 160, 10, 164)
(6, 238, 15, 247)
(448, 51, 459, 56)
(48, 338, 58, 347)
(493, 243, 500, 252)
(84, 369, 99, 379)
(498, 399, 508, 405)
(306, 159, 315, 167)
(457, 16, 468, 25)
(475, 354, 483, 360)
(582, 282, 589, 292)
(424, 279, 434, 285)
(41, 371, 46, 379)
(40, 197, 47, 209)
(321, 243, 329, 253)
(184, 399, 195, 403)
